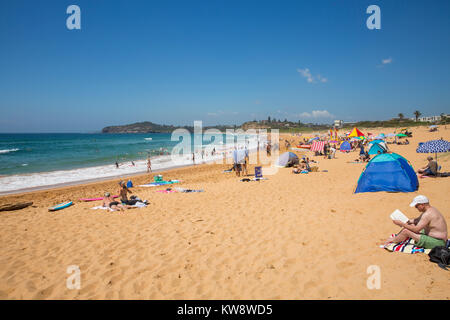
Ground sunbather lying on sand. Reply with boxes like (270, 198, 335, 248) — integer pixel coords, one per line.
(102, 192, 128, 211)
(384, 195, 448, 249)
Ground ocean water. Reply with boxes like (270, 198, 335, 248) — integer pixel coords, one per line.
(0, 132, 262, 193)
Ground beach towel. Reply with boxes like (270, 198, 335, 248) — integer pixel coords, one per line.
(91, 205, 115, 212)
(156, 188, 204, 193)
(382, 234, 431, 254)
(138, 180, 181, 187)
(156, 189, 177, 193)
(91, 202, 148, 211)
(174, 187, 204, 193)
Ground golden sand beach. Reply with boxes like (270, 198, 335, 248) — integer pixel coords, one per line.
(0, 126, 449, 299)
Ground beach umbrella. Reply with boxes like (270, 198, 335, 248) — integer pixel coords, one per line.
(416, 139, 450, 168)
(348, 127, 365, 138)
(385, 133, 396, 138)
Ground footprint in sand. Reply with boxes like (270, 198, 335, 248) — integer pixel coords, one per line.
(32, 285, 55, 299)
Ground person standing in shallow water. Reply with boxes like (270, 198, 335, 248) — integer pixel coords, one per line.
(147, 157, 152, 173)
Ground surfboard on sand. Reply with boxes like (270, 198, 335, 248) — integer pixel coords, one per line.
(0, 201, 33, 212)
(49, 201, 73, 212)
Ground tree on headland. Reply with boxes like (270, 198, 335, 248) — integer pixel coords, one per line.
(398, 113, 404, 120)
(414, 110, 421, 122)
(268, 116, 271, 123)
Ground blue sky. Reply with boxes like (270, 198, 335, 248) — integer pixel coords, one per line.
(0, 0, 449, 132)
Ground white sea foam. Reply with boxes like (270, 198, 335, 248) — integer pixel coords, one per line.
(0, 148, 19, 154)
(0, 138, 265, 194)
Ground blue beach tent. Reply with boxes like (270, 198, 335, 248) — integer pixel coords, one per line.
(355, 153, 418, 193)
(340, 141, 351, 152)
(368, 143, 387, 155)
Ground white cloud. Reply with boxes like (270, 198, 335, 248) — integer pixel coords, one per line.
(297, 68, 328, 84)
(298, 110, 334, 119)
(382, 57, 393, 65)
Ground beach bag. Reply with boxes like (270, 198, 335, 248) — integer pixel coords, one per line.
(126, 180, 133, 188)
(154, 175, 163, 182)
(428, 246, 450, 270)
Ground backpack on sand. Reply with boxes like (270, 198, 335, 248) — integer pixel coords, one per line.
(428, 244, 450, 271)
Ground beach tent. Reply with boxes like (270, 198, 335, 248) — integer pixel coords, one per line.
(368, 143, 387, 155)
(340, 141, 351, 152)
(368, 140, 388, 151)
(348, 127, 365, 138)
(355, 153, 418, 193)
(276, 152, 299, 167)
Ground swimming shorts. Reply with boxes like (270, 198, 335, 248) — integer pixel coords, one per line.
(109, 201, 119, 207)
(415, 230, 446, 249)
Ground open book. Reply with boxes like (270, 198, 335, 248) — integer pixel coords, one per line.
(390, 209, 409, 223)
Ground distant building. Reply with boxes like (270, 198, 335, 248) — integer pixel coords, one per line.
(334, 120, 344, 128)
(417, 115, 442, 122)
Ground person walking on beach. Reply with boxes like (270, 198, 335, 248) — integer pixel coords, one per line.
(384, 195, 448, 249)
(147, 157, 152, 173)
(192, 153, 195, 165)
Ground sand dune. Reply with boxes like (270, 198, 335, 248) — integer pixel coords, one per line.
(0, 126, 449, 299)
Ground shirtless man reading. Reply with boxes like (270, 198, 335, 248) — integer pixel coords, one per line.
(385, 195, 448, 249)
